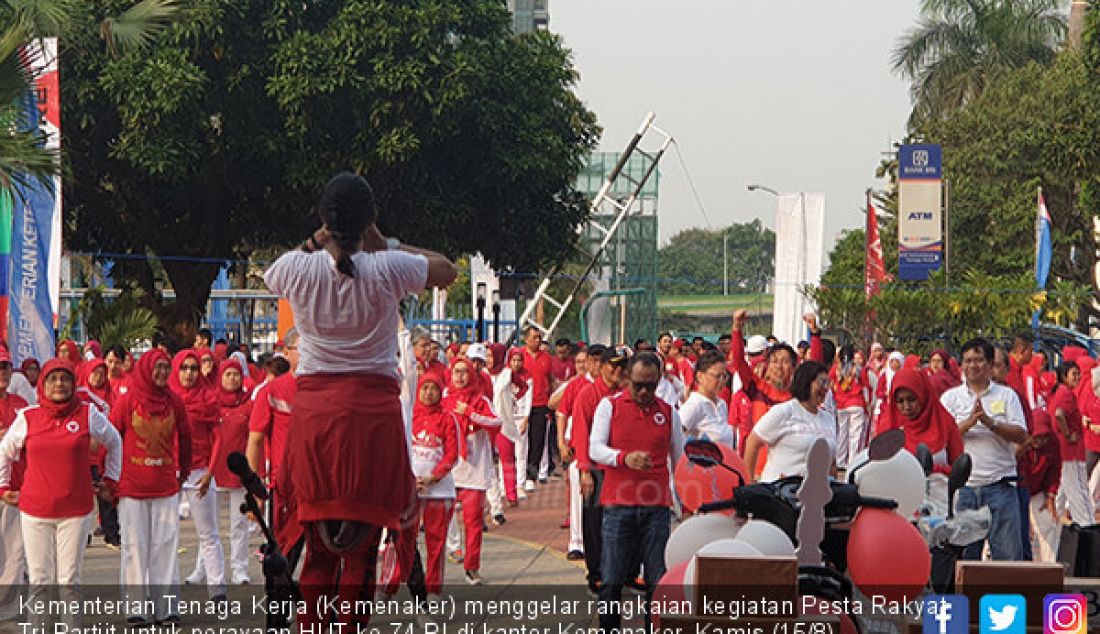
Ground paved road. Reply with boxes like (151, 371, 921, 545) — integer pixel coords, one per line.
(3, 477, 595, 631)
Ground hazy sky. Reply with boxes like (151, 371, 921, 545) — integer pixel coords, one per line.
(551, 1, 923, 248)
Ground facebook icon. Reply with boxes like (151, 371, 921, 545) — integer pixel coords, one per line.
(924, 595, 970, 634)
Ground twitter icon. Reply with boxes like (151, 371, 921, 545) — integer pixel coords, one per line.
(981, 595, 1026, 634)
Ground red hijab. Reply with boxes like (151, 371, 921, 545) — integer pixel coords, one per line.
(128, 350, 173, 416)
(883, 368, 961, 457)
(56, 340, 80, 363)
(445, 358, 482, 406)
(213, 342, 229, 364)
(926, 348, 961, 397)
(903, 354, 922, 371)
(216, 358, 248, 408)
(78, 358, 111, 404)
(198, 348, 218, 390)
(507, 348, 530, 399)
(413, 373, 445, 419)
(488, 343, 507, 375)
(169, 349, 218, 422)
(36, 359, 82, 419)
(84, 340, 102, 360)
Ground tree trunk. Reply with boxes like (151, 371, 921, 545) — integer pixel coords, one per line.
(1068, 0, 1088, 49)
(156, 259, 222, 348)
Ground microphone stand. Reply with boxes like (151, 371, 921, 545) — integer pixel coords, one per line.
(240, 491, 299, 630)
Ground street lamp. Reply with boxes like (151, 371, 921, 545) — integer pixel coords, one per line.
(476, 282, 487, 342)
(491, 289, 501, 343)
(723, 232, 729, 296)
(747, 184, 780, 197)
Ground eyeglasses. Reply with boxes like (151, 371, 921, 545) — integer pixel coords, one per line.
(180, 364, 199, 372)
(816, 376, 832, 389)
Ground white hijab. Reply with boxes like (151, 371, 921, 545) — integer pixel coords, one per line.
(885, 351, 906, 393)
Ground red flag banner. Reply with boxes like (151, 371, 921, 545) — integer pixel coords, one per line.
(865, 197, 886, 298)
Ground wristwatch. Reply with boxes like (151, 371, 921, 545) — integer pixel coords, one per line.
(386, 237, 401, 251)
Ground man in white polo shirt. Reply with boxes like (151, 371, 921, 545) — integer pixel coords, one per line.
(941, 337, 1029, 560)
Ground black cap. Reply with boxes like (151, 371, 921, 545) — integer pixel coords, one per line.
(600, 346, 630, 366)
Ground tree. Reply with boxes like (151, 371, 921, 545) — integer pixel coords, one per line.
(893, 0, 1066, 123)
(62, 0, 600, 343)
(658, 220, 775, 295)
(0, 0, 177, 190)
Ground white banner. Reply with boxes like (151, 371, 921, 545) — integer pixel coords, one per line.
(771, 193, 825, 346)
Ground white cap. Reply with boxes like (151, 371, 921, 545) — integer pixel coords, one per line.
(466, 343, 488, 362)
(746, 335, 769, 355)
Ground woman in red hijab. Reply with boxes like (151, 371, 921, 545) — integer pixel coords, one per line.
(876, 368, 963, 475)
(111, 349, 192, 626)
(20, 358, 41, 388)
(168, 350, 226, 599)
(0, 359, 121, 626)
(197, 348, 218, 392)
(925, 349, 961, 398)
(443, 358, 501, 585)
(56, 340, 80, 365)
(502, 348, 532, 502)
(209, 358, 254, 585)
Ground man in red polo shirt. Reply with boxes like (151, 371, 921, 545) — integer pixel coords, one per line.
(522, 326, 557, 489)
(573, 346, 626, 594)
(589, 351, 683, 633)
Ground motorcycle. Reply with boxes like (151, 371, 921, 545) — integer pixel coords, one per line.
(683, 429, 905, 602)
(912, 446, 991, 593)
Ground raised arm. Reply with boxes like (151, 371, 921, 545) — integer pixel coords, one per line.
(728, 310, 754, 389)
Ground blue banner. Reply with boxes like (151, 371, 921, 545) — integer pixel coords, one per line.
(9, 87, 57, 365)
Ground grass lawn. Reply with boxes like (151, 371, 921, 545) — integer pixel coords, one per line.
(658, 293, 772, 313)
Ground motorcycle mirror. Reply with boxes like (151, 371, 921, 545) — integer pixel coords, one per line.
(847, 428, 906, 483)
(914, 443, 934, 477)
(946, 453, 972, 520)
(684, 439, 723, 468)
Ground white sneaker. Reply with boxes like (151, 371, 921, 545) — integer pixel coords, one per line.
(179, 502, 191, 519)
(524, 481, 536, 492)
(185, 570, 205, 585)
(517, 489, 528, 501)
(232, 575, 250, 585)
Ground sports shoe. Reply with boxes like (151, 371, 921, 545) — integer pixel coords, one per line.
(464, 570, 483, 586)
(517, 489, 528, 501)
(232, 575, 251, 585)
(185, 571, 205, 585)
(567, 550, 584, 561)
(523, 481, 536, 492)
(448, 549, 464, 564)
(625, 577, 646, 595)
(491, 514, 506, 526)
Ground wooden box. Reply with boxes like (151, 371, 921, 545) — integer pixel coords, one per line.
(955, 560, 1064, 626)
(693, 555, 799, 617)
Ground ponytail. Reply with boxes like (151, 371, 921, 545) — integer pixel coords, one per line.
(317, 172, 378, 278)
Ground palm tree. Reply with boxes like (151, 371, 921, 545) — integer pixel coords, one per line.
(0, 0, 179, 191)
(893, 0, 1068, 124)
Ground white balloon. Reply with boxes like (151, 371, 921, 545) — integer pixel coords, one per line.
(683, 540, 763, 605)
(732, 519, 795, 557)
(853, 449, 926, 518)
(664, 514, 741, 570)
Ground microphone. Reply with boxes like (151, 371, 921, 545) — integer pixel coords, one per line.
(227, 452, 269, 500)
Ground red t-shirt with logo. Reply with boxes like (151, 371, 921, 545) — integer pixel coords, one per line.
(524, 349, 554, 408)
(111, 392, 192, 499)
(248, 372, 297, 485)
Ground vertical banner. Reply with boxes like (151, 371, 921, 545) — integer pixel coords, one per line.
(898, 144, 943, 281)
(10, 38, 61, 364)
(0, 190, 12, 343)
(772, 193, 825, 346)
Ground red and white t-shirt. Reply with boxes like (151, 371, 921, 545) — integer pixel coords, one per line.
(0, 403, 121, 518)
(247, 372, 297, 484)
(410, 408, 460, 499)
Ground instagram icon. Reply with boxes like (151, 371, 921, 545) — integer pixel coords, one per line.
(1044, 595, 1087, 634)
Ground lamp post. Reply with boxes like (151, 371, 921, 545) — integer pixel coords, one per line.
(723, 232, 729, 296)
(475, 282, 487, 342)
(491, 289, 501, 343)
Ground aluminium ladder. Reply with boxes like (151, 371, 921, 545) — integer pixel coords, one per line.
(514, 112, 672, 341)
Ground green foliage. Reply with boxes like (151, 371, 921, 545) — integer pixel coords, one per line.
(893, 0, 1067, 124)
(61, 285, 159, 349)
(0, 1, 179, 191)
(658, 220, 775, 295)
(62, 0, 599, 337)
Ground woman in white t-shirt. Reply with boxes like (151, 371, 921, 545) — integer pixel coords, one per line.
(679, 351, 733, 448)
(743, 361, 837, 482)
(263, 173, 456, 628)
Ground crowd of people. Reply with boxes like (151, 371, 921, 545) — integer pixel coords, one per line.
(0, 173, 1098, 630)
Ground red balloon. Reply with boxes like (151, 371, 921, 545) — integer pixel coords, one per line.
(847, 508, 930, 604)
(674, 443, 747, 514)
(652, 560, 691, 627)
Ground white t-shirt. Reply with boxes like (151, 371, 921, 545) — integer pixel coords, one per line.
(940, 381, 1026, 486)
(679, 391, 733, 448)
(752, 399, 837, 482)
(264, 250, 428, 377)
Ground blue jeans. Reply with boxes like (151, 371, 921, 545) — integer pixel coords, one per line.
(957, 481, 1022, 560)
(599, 505, 670, 633)
(1016, 484, 1032, 561)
